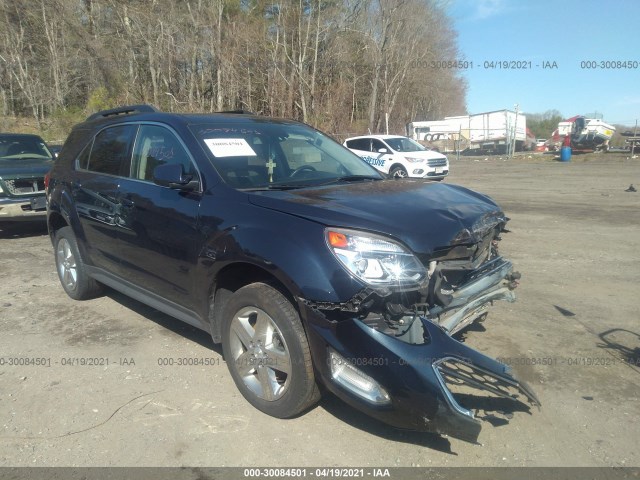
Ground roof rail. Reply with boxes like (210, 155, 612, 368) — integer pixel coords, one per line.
(216, 109, 255, 115)
(86, 104, 158, 122)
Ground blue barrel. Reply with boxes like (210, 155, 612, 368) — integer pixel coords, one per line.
(560, 146, 572, 162)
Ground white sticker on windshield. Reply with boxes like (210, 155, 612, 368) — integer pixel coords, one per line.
(204, 138, 257, 157)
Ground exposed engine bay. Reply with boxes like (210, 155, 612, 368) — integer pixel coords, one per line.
(305, 211, 520, 336)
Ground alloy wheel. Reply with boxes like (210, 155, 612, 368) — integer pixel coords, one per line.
(228, 306, 292, 401)
(56, 238, 78, 291)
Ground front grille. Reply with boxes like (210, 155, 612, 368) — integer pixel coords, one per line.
(427, 158, 448, 167)
(434, 358, 533, 405)
(3, 178, 45, 196)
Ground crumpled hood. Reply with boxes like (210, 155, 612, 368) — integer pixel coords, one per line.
(249, 180, 506, 255)
(0, 158, 52, 179)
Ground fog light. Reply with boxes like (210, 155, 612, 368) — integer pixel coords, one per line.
(412, 169, 424, 175)
(328, 349, 391, 405)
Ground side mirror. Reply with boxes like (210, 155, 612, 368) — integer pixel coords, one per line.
(377, 148, 388, 153)
(153, 164, 199, 191)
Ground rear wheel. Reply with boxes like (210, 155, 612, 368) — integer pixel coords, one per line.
(221, 283, 319, 418)
(54, 226, 103, 300)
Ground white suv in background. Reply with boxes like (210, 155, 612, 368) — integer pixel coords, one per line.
(344, 135, 449, 180)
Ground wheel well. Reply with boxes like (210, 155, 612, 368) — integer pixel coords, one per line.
(389, 163, 406, 172)
(48, 212, 68, 238)
(208, 263, 297, 343)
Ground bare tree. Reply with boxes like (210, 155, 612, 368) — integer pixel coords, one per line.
(0, 0, 467, 137)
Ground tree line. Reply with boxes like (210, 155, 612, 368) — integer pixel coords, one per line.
(0, 0, 467, 139)
(525, 110, 564, 139)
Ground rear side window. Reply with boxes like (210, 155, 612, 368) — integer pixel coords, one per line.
(131, 125, 196, 181)
(76, 141, 92, 170)
(86, 125, 137, 176)
(346, 138, 370, 151)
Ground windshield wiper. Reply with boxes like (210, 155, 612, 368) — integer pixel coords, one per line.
(242, 183, 311, 191)
(242, 175, 381, 191)
(316, 175, 382, 186)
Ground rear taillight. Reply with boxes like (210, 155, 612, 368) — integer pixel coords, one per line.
(44, 171, 51, 192)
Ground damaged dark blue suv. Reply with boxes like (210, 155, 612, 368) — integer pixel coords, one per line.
(46, 105, 538, 443)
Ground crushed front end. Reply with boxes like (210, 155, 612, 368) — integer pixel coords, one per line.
(300, 210, 537, 442)
(318, 210, 521, 336)
(303, 311, 539, 443)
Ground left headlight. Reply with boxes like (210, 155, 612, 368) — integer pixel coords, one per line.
(326, 228, 427, 287)
(405, 157, 424, 163)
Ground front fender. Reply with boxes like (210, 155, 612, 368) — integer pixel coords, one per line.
(198, 220, 365, 303)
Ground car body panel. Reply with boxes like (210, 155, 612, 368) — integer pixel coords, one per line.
(116, 177, 203, 308)
(70, 171, 125, 275)
(248, 180, 500, 257)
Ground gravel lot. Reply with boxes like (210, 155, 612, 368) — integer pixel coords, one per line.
(1, 152, 639, 467)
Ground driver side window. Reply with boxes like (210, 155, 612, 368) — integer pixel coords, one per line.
(371, 139, 387, 153)
(131, 125, 195, 182)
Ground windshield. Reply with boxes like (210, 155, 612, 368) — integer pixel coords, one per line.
(191, 121, 382, 189)
(0, 135, 53, 160)
(384, 137, 427, 153)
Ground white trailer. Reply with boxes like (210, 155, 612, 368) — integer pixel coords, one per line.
(407, 109, 529, 153)
(468, 110, 526, 146)
(406, 117, 467, 142)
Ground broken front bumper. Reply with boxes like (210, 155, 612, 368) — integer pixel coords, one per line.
(304, 310, 539, 443)
(433, 256, 519, 334)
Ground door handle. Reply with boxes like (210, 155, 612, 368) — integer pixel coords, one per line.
(120, 197, 135, 209)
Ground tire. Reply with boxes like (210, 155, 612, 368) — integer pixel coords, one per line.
(221, 283, 320, 418)
(389, 165, 408, 178)
(54, 226, 103, 300)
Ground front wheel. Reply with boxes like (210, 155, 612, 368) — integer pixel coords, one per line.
(389, 166, 408, 178)
(221, 283, 320, 418)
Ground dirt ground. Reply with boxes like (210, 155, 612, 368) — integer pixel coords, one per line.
(1, 152, 639, 467)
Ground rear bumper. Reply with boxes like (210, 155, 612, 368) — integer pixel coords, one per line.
(304, 309, 539, 443)
(0, 196, 47, 221)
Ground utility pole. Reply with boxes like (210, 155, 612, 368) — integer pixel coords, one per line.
(511, 104, 519, 158)
(505, 111, 510, 157)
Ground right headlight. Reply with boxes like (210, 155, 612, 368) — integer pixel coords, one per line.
(325, 228, 427, 287)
